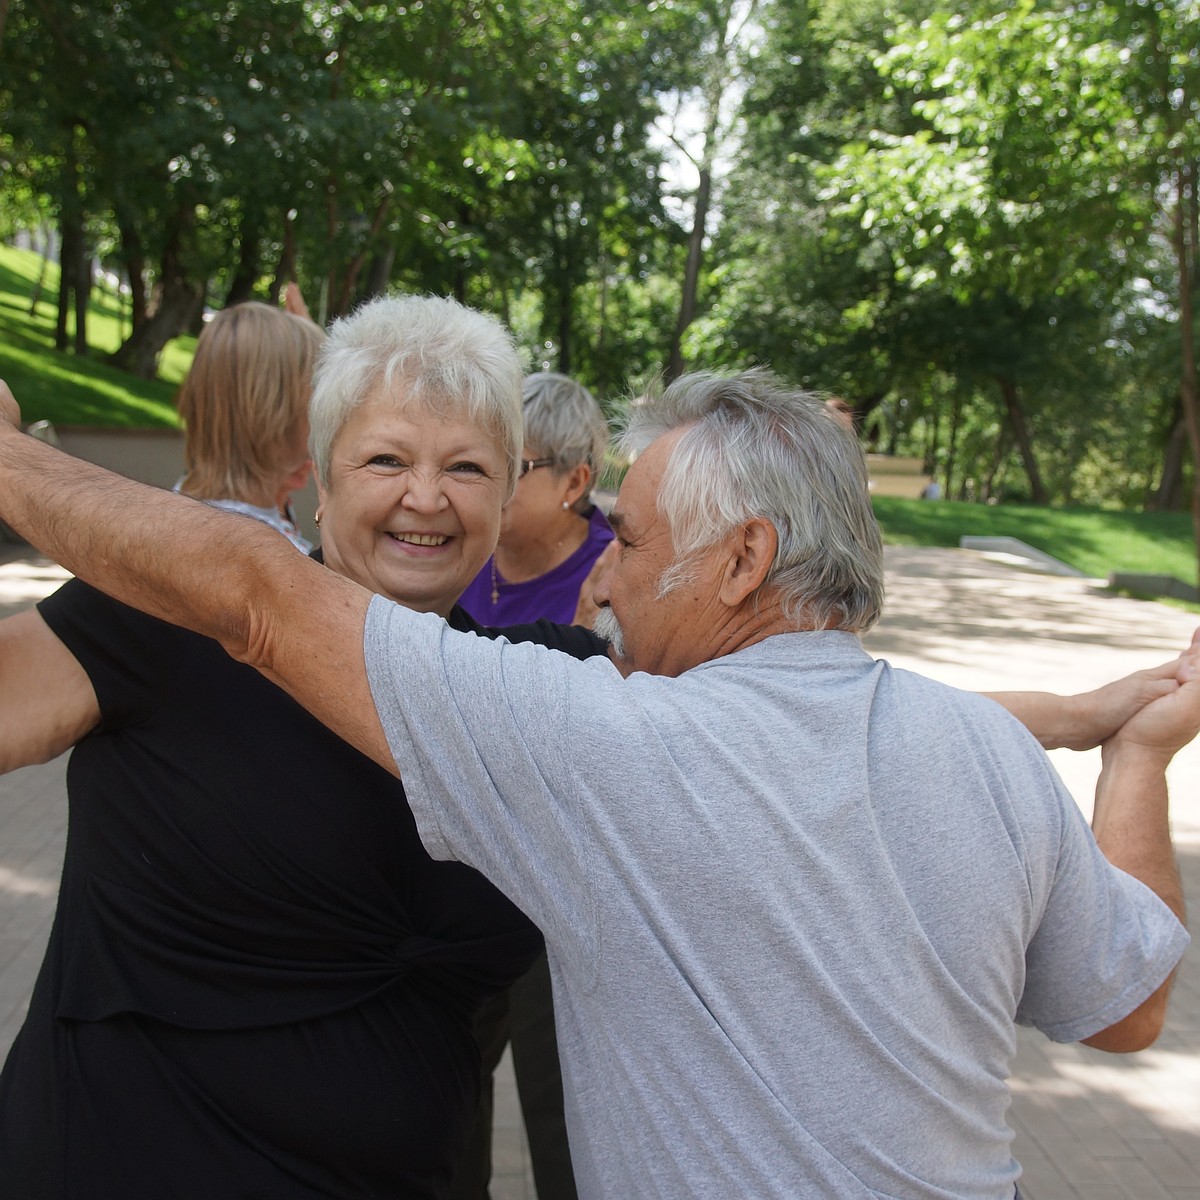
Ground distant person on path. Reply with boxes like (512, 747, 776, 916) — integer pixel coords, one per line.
(453, 371, 614, 1200)
(0, 368, 1193, 1199)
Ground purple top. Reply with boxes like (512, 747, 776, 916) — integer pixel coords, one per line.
(459, 504, 614, 627)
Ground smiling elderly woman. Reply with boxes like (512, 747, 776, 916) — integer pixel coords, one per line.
(0, 295, 607, 1200)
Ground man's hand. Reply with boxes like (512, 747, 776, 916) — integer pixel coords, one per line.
(1105, 629, 1200, 765)
(991, 631, 1200, 751)
(1065, 651, 1195, 751)
(0, 379, 21, 429)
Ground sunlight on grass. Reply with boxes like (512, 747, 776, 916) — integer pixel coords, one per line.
(0, 244, 191, 427)
(873, 495, 1197, 584)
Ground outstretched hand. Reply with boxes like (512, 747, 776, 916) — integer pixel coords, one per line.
(1064, 653, 1193, 751)
(1106, 629, 1200, 762)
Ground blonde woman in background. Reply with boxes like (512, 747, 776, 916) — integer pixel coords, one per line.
(174, 300, 321, 549)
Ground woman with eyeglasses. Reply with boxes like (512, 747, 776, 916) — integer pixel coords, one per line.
(457, 372, 613, 629)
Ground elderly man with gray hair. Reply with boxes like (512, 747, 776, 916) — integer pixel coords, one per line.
(0, 368, 1193, 1200)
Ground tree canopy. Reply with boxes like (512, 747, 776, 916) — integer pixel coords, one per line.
(1, 0, 1197, 553)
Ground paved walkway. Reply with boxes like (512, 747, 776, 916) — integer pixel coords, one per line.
(1, 542, 1198, 1198)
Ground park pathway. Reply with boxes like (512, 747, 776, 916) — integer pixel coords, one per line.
(1, 541, 1198, 1198)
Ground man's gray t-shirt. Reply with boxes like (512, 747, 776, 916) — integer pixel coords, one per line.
(364, 598, 1187, 1200)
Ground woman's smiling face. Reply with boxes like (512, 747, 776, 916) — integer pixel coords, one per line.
(316, 388, 508, 616)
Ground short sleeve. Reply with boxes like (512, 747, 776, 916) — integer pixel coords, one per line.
(38, 579, 183, 729)
(486, 618, 609, 661)
(1017, 797, 1189, 1042)
(364, 596, 622, 973)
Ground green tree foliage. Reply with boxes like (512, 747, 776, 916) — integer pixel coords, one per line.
(695, 0, 1196, 524)
(1, 0, 1196, 539)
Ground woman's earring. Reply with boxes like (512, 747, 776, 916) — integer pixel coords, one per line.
(562, 501, 569, 510)
(314, 509, 323, 527)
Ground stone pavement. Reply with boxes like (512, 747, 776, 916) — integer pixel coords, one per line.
(1, 542, 1198, 1198)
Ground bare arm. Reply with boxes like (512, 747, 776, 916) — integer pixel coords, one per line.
(986, 646, 1192, 750)
(0, 383, 395, 776)
(0, 609, 100, 773)
(1077, 644, 1198, 1052)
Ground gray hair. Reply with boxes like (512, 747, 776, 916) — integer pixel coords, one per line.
(522, 372, 609, 510)
(618, 369, 884, 633)
(309, 294, 526, 496)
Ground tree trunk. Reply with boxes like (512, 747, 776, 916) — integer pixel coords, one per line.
(994, 375, 1048, 504)
(667, 162, 713, 381)
(331, 194, 393, 316)
(268, 209, 298, 305)
(72, 249, 90, 356)
(363, 242, 396, 300)
(109, 204, 204, 379)
(981, 430, 1011, 503)
(55, 215, 73, 352)
(549, 228, 575, 376)
(224, 216, 262, 307)
(1170, 164, 1200, 591)
(55, 208, 88, 353)
(28, 236, 50, 317)
(115, 208, 148, 331)
(556, 281, 572, 376)
(596, 262, 610, 397)
(944, 388, 962, 499)
(1150, 400, 1187, 511)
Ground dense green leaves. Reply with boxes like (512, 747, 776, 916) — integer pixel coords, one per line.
(1, 0, 1196, 533)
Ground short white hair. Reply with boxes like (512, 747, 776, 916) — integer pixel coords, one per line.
(309, 294, 525, 497)
(619, 369, 884, 632)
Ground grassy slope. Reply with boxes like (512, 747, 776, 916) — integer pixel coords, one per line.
(0, 244, 190, 428)
(872, 496, 1196, 583)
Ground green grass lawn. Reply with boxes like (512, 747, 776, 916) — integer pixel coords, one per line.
(0, 244, 190, 429)
(873, 495, 1197, 585)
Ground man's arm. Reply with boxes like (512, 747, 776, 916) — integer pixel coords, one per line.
(1077, 644, 1198, 1052)
(0, 383, 395, 775)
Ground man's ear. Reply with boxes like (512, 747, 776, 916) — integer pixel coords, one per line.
(718, 518, 778, 606)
